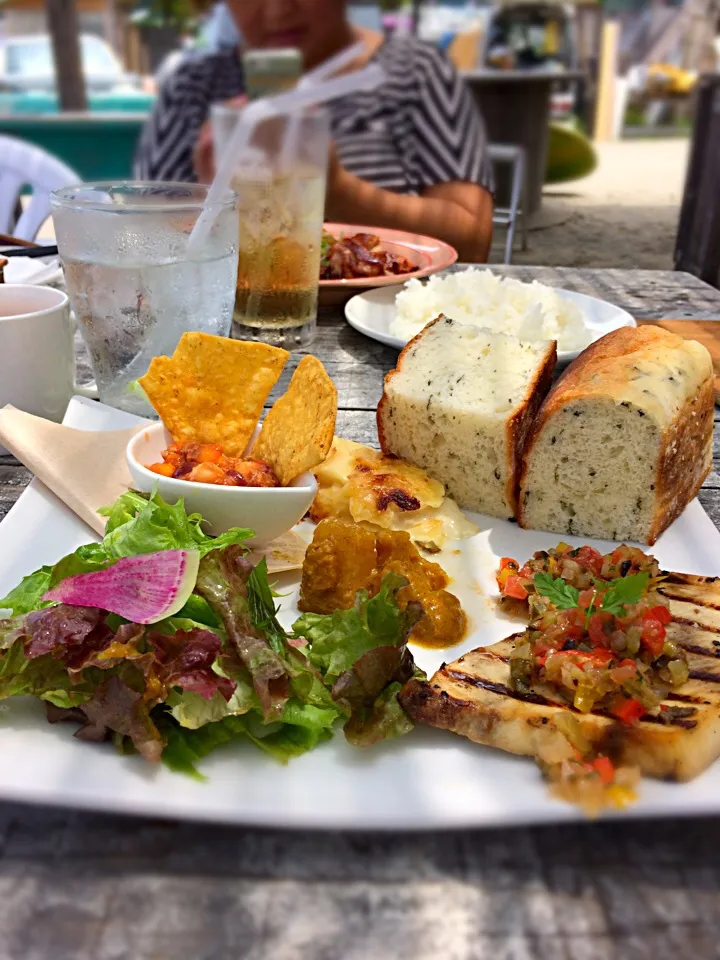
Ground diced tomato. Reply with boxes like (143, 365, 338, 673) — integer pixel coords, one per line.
(644, 604, 671, 626)
(503, 575, 529, 600)
(588, 611, 612, 647)
(533, 636, 565, 666)
(496, 557, 520, 590)
(610, 697, 646, 724)
(591, 755, 616, 784)
(548, 648, 614, 667)
(560, 607, 587, 630)
(581, 647, 615, 667)
(578, 589, 595, 610)
(618, 657, 637, 671)
(641, 618, 666, 658)
(576, 546, 604, 576)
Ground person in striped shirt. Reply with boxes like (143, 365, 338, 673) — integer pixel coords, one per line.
(135, 0, 494, 262)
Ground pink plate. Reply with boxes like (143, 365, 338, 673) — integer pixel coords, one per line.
(319, 223, 457, 307)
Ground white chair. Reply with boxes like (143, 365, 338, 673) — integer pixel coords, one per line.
(0, 135, 81, 241)
(489, 143, 528, 264)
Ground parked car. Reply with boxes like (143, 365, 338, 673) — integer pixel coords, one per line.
(0, 34, 155, 113)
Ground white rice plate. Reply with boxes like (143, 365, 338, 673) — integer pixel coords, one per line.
(391, 269, 592, 353)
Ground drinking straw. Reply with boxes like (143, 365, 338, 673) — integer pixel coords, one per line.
(279, 40, 367, 172)
(303, 40, 367, 86)
(187, 63, 385, 254)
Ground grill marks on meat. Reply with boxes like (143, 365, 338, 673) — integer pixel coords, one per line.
(400, 572, 720, 782)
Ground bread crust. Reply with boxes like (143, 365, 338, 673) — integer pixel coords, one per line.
(518, 326, 714, 542)
(650, 377, 714, 542)
(504, 341, 557, 516)
(377, 316, 557, 517)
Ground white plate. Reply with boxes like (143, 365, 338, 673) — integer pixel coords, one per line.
(0, 396, 719, 830)
(344, 284, 636, 362)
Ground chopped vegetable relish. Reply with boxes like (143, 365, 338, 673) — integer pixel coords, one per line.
(496, 543, 688, 723)
(149, 442, 280, 487)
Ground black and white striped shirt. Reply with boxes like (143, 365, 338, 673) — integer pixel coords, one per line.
(135, 37, 494, 196)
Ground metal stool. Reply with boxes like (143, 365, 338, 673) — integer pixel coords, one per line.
(488, 143, 529, 264)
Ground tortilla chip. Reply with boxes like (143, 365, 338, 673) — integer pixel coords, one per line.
(252, 356, 337, 485)
(139, 333, 288, 456)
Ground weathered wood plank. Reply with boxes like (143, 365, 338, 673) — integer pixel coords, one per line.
(0, 802, 718, 960)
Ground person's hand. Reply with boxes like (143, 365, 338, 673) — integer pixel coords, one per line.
(193, 95, 247, 184)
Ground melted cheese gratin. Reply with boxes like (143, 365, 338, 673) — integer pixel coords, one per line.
(310, 438, 479, 549)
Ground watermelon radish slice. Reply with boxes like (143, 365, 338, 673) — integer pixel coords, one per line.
(43, 550, 200, 625)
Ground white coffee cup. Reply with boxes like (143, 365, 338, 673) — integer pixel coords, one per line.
(0, 284, 95, 423)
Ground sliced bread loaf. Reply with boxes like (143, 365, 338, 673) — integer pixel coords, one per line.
(377, 316, 557, 519)
(518, 325, 714, 544)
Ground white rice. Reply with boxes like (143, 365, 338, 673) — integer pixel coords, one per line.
(391, 269, 592, 353)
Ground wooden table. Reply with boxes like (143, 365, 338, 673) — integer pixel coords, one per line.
(2, 266, 720, 960)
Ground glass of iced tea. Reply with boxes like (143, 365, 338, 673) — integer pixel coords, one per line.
(211, 105, 329, 348)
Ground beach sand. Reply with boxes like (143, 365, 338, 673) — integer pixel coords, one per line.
(491, 138, 690, 270)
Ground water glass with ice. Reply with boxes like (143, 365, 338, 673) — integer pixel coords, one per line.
(50, 182, 238, 416)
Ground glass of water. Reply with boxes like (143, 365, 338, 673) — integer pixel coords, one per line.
(50, 182, 238, 416)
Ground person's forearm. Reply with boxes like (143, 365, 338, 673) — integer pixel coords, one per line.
(326, 168, 493, 262)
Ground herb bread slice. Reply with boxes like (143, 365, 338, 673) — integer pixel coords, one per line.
(518, 326, 714, 544)
(377, 316, 557, 519)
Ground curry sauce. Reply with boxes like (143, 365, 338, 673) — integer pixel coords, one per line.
(298, 518, 467, 649)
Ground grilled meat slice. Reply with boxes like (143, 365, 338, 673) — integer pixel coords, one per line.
(399, 573, 720, 782)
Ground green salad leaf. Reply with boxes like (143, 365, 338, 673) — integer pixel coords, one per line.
(320, 229, 334, 270)
(0, 567, 54, 617)
(293, 573, 425, 747)
(0, 491, 422, 778)
(0, 491, 253, 616)
(0, 632, 97, 707)
(167, 677, 257, 730)
(100, 490, 253, 559)
(343, 679, 418, 747)
(246, 558, 288, 656)
(294, 573, 418, 680)
(160, 711, 333, 780)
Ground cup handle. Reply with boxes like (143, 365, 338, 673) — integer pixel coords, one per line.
(74, 380, 99, 399)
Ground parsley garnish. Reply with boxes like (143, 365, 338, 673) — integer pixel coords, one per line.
(533, 572, 580, 609)
(533, 571, 650, 621)
(599, 572, 649, 616)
